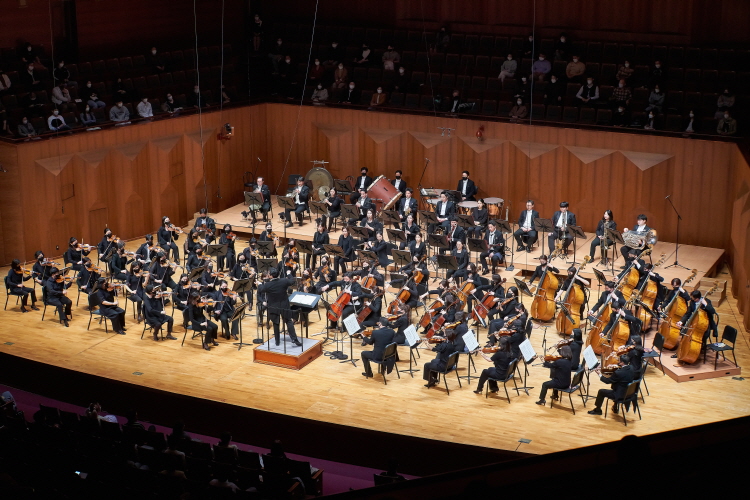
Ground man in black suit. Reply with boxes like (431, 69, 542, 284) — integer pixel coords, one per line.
(430, 191, 455, 234)
(513, 200, 539, 252)
(587, 355, 635, 415)
(194, 208, 216, 243)
(456, 170, 478, 201)
(589, 281, 626, 318)
(361, 317, 396, 378)
(284, 176, 309, 227)
(350, 167, 373, 204)
(339, 81, 361, 104)
(677, 290, 718, 340)
(445, 218, 465, 252)
(480, 221, 504, 273)
(354, 188, 375, 222)
(527, 255, 558, 285)
(390, 170, 407, 196)
(242, 176, 272, 223)
(548, 201, 576, 255)
(398, 188, 418, 223)
(536, 345, 573, 405)
(619, 214, 652, 263)
(257, 267, 302, 346)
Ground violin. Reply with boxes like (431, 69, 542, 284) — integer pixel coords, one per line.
(55, 275, 74, 284)
(85, 263, 105, 274)
(197, 297, 223, 307)
(41, 259, 60, 267)
(14, 267, 32, 276)
(226, 232, 237, 241)
(155, 291, 174, 298)
(75, 243, 94, 252)
(544, 354, 563, 362)
(221, 289, 239, 300)
(285, 247, 298, 268)
(167, 224, 185, 234)
(107, 234, 121, 244)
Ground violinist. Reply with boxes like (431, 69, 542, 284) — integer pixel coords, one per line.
(321, 187, 342, 232)
(450, 311, 470, 353)
(280, 239, 299, 276)
(309, 222, 329, 269)
(241, 238, 260, 268)
(401, 213, 420, 250)
(158, 216, 181, 262)
(370, 231, 391, 269)
(259, 223, 278, 257)
(480, 221, 504, 274)
(473, 337, 513, 394)
(66, 237, 91, 271)
(359, 285, 384, 331)
(78, 258, 101, 294)
(625, 334, 645, 377)
(469, 198, 489, 239)
(231, 253, 256, 309)
(313, 256, 336, 291)
(200, 261, 221, 292)
(361, 316, 396, 379)
(547, 201, 576, 255)
(174, 274, 194, 326)
(32, 250, 52, 285)
(422, 293, 458, 336)
(109, 243, 130, 281)
(535, 345, 573, 406)
(398, 188, 418, 224)
(143, 284, 176, 341)
(135, 234, 157, 266)
(527, 255, 558, 285)
(214, 280, 240, 340)
(283, 176, 309, 228)
(256, 267, 302, 346)
(445, 218, 465, 254)
(588, 210, 617, 262)
(589, 281, 626, 317)
(489, 286, 520, 325)
(95, 278, 127, 335)
(7, 259, 38, 312)
(508, 303, 529, 360)
(513, 200, 539, 252)
(587, 354, 634, 416)
(216, 224, 236, 271)
(46, 267, 72, 327)
(187, 228, 203, 255)
(125, 262, 147, 323)
(334, 226, 356, 275)
(446, 240, 468, 280)
(360, 208, 382, 240)
(298, 268, 316, 294)
(423, 329, 457, 388)
(98, 228, 118, 262)
(321, 272, 364, 327)
(194, 208, 216, 243)
(555, 266, 590, 317)
(186, 245, 207, 272)
(187, 292, 219, 351)
(422, 278, 454, 301)
(150, 254, 179, 291)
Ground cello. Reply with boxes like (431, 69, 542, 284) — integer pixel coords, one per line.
(387, 272, 418, 314)
(326, 277, 359, 322)
(677, 281, 719, 364)
(635, 253, 667, 327)
(621, 248, 652, 301)
(471, 277, 507, 324)
(356, 288, 384, 323)
(419, 299, 444, 328)
(555, 256, 591, 335)
(585, 279, 626, 355)
(425, 296, 461, 338)
(530, 267, 559, 322)
(660, 269, 697, 350)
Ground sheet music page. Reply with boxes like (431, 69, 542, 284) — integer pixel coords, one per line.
(293, 294, 317, 307)
(583, 345, 599, 369)
(519, 339, 536, 363)
(464, 330, 479, 351)
(343, 314, 361, 336)
(404, 325, 420, 347)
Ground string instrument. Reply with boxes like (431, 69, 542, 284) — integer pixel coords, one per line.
(226, 232, 237, 241)
(677, 281, 719, 364)
(327, 280, 357, 322)
(418, 299, 444, 328)
(635, 253, 668, 326)
(586, 280, 626, 355)
(155, 291, 174, 299)
(356, 289, 383, 323)
(555, 255, 591, 335)
(75, 243, 94, 252)
(660, 269, 698, 350)
(425, 296, 461, 338)
(221, 289, 240, 300)
(454, 281, 476, 310)
(285, 247, 298, 268)
(530, 267, 559, 322)
(552, 337, 574, 350)
(471, 278, 508, 323)
(544, 354, 562, 362)
(41, 259, 60, 267)
(595, 364, 621, 375)
(192, 233, 207, 246)
(360, 263, 378, 290)
(167, 224, 185, 234)
(14, 267, 32, 276)
(482, 346, 500, 353)
(55, 275, 74, 284)
(387, 272, 418, 314)
(601, 297, 636, 365)
(199, 223, 214, 237)
(197, 297, 223, 307)
(85, 263, 105, 275)
(621, 248, 652, 301)
(107, 234, 121, 244)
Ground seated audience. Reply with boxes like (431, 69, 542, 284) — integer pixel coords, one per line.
(80, 105, 97, 126)
(715, 88, 735, 120)
(82, 81, 106, 108)
(531, 53, 552, 82)
(47, 109, 71, 132)
(110, 100, 130, 122)
(137, 97, 153, 119)
(644, 85, 664, 113)
(499, 53, 517, 82)
(615, 60, 634, 83)
(311, 83, 328, 105)
(17, 117, 36, 137)
(610, 79, 632, 109)
(369, 86, 387, 108)
(565, 55, 586, 83)
(576, 78, 599, 106)
(717, 111, 737, 136)
(510, 98, 528, 121)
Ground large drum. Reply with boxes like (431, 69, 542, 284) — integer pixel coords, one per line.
(425, 198, 439, 212)
(458, 200, 478, 215)
(484, 197, 504, 219)
(366, 175, 403, 211)
(305, 166, 334, 201)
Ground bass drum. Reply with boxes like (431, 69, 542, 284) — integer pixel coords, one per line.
(305, 166, 334, 201)
(367, 175, 403, 211)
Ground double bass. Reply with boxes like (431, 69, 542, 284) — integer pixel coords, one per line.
(555, 256, 591, 335)
(530, 267, 559, 322)
(621, 248, 652, 301)
(471, 277, 507, 324)
(585, 280, 626, 355)
(635, 253, 668, 327)
(677, 281, 719, 364)
(660, 269, 698, 350)
(601, 295, 637, 365)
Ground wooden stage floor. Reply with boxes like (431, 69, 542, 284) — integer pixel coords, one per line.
(1, 227, 747, 458)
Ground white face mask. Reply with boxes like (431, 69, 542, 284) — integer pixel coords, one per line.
(618, 108, 624, 113)
(152, 50, 157, 55)
(349, 85, 355, 89)
(338, 65, 344, 70)
(517, 101, 522, 105)
(724, 114, 730, 119)
(624, 63, 630, 68)
(573, 58, 578, 63)
(587, 80, 593, 85)
(53, 110, 59, 115)
(399, 68, 404, 74)
(539, 57, 545, 61)
(377, 89, 382, 94)
(689, 113, 694, 118)
(648, 114, 654, 119)
(332, 43, 338, 48)
(655, 64, 661, 68)
(87, 83, 92, 88)
(551, 78, 557, 83)
(507, 56, 512, 60)
(619, 83, 624, 88)
(317, 85, 322, 90)
(22, 120, 28, 124)
(654, 89, 660, 93)
(315, 61, 320, 66)
(117, 103, 123, 108)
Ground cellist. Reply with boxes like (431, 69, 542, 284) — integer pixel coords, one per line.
(476, 274, 506, 321)
(321, 272, 366, 328)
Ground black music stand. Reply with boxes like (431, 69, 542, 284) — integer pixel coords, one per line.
(309, 201, 328, 224)
(418, 210, 439, 231)
(277, 196, 296, 232)
(244, 192, 265, 221)
(358, 250, 377, 263)
(334, 179, 354, 195)
(349, 224, 370, 241)
(495, 219, 514, 271)
(391, 250, 411, 269)
(256, 240, 275, 258)
(340, 204, 358, 222)
(608, 230, 625, 275)
(386, 228, 406, 247)
(257, 258, 277, 274)
(230, 302, 251, 350)
(534, 218, 554, 259)
(205, 244, 227, 270)
(296, 240, 313, 259)
(514, 278, 534, 299)
(187, 266, 204, 283)
(289, 291, 321, 339)
(567, 225, 586, 265)
(456, 213, 476, 231)
(592, 268, 608, 287)
(446, 190, 462, 203)
(379, 210, 400, 226)
(427, 234, 449, 279)
(437, 255, 458, 278)
(232, 276, 255, 314)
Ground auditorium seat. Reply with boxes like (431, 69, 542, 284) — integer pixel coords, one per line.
(571, 41, 587, 58)
(717, 49, 735, 71)
(635, 45, 652, 62)
(619, 44, 635, 62)
(602, 43, 619, 63)
(596, 108, 612, 125)
(479, 35, 494, 54)
(587, 42, 602, 62)
(530, 103, 545, 119)
(388, 92, 404, 107)
(404, 93, 419, 109)
(419, 94, 434, 110)
(481, 99, 497, 115)
(684, 68, 701, 91)
(495, 36, 509, 54)
(685, 47, 702, 69)
(106, 58, 120, 74)
(665, 114, 683, 132)
(579, 107, 596, 124)
(600, 63, 617, 83)
(700, 69, 718, 91)
(668, 46, 685, 67)
(545, 105, 562, 121)
(652, 46, 668, 63)
(486, 77, 501, 92)
(562, 106, 579, 123)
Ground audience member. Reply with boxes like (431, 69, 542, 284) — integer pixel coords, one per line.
(0, 102, 10, 136)
(124, 409, 146, 431)
(331, 63, 348, 95)
(162, 93, 182, 115)
(0, 68, 11, 95)
(523, 34, 535, 58)
(392, 66, 409, 93)
(137, 97, 154, 119)
(509, 98, 528, 122)
(715, 88, 735, 119)
(220, 85, 232, 104)
(683, 110, 698, 134)
(113, 77, 131, 103)
(339, 82, 360, 104)
(717, 110, 737, 136)
(498, 53, 517, 82)
(369, 86, 387, 108)
(189, 85, 205, 108)
(382, 45, 400, 70)
(21, 63, 42, 90)
(647, 60, 664, 88)
(353, 43, 371, 66)
(47, 109, 71, 132)
(544, 75, 563, 105)
(610, 79, 632, 109)
(554, 34, 569, 61)
(445, 89, 474, 113)
(277, 55, 298, 97)
(644, 85, 664, 113)
(251, 14, 264, 52)
(531, 53, 552, 82)
(615, 60, 634, 83)
(217, 431, 238, 450)
(576, 78, 599, 106)
(513, 76, 530, 100)
(82, 81, 106, 108)
(149, 47, 166, 73)
(268, 38, 284, 73)
(308, 59, 325, 82)
(17, 117, 36, 138)
(53, 60, 77, 87)
(612, 105, 630, 127)
(110, 100, 130, 122)
(432, 26, 451, 54)
(323, 41, 344, 68)
(644, 111, 656, 130)
(311, 83, 328, 105)
(80, 105, 97, 126)
(20, 42, 45, 69)
(51, 83, 71, 107)
(23, 91, 45, 117)
(565, 55, 586, 83)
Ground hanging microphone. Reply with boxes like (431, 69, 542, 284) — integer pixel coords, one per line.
(425, 158, 430, 162)
(257, 157, 261, 162)
(665, 194, 671, 199)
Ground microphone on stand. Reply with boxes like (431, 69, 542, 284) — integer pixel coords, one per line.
(665, 194, 671, 199)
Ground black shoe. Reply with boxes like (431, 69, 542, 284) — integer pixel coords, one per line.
(285, 223, 293, 228)
(231, 333, 238, 340)
(612, 404, 619, 414)
(536, 400, 546, 405)
(203, 343, 211, 351)
(211, 341, 219, 346)
(241, 211, 249, 219)
(166, 335, 177, 340)
(20, 307, 28, 313)
(489, 389, 499, 393)
(275, 340, 281, 346)
(588, 408, 603, 415)
(527, 246, 533, 253)
(473, 389, 483, 394)
(517, 245, 525, 252)
(137, 314, 144, 323)
(116, 330, 126, 335)
(31, 305, 40, 311)
(63, 320, 70, 327)
(153, 334, 160, 341)
(292, 339, 302, 347)
(361, 339, 367, 346)
(122, 327, 128, 332)
(362, 372, 371, 378)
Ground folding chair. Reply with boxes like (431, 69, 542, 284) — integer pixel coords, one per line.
(487, 358, 520, 403)
(369, 342, 400, 385)
(550, 368, 585, 414)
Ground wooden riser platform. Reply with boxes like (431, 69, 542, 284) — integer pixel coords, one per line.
(651, 356, 741, 382)
(253, 337, 323, 370)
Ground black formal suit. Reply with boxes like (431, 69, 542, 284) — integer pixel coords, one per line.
(334, 234, 355, 275)
(248, 184, 272, 220)
(476, 350, 512, 392)
(591, 290, 626, 314)
(65, 246, 90, 272)
(98, 236, 116, 260)
(136, 242, 156, 265)
(390, 178, 407, 195)
(548, 210, 577, 254)
(217, 232, 236, 271)
(514, 209, 540, 248)
(618, 257, 646, 281)
(322, 196, 342, 231)
(620, 224, 652, 260)
(528, 264, 559, 284)
(392, 315, 409, 344)
(481, 229, 504, 271)
(447, 248, 468, 280)
(662, 287, 690, 313)
(186, 252, 203, 272)
(469, 207, 488, 238)
(158, 226, 180, 262)
(339, 87, 361, 104)
(456, 178, 478, 201)
(409, 241, 427, 261)
(398, 197, 418, 221)
(589, 220, 617, 260)
(430, 200, 455, 233)
(285, 185, 310, 225)
(371, 239, 391, 268)
(354, 196, 375, 221)
(308, 230, 330, 269)
(401, 222, 420, 250)
(257, 277, 299, 344)
(188, 303, 218, 343)
(361, 327, 396, 376)
(539, 358, 572, 401)
(594, 364, 635, 409)
(445, 225, 465, 252)
(423, 341, 457, 383)
(96, 288, 126, 332)
(144, 295, 174, 337)
(360, 217, 382, 240)
(350, 175, 373, 204)
(680, 298, 718, 339)
(46, 276, 72, 321)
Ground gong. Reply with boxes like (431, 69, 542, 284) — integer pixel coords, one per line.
(305, 166, 334, 200)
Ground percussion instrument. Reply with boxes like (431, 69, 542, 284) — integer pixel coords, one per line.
(458, 200, 478, 215)
(366, 175, 403, 212)
(483, 197, 504, 219)
(305, 166, 334, 201)
(426, 198, 439, 212)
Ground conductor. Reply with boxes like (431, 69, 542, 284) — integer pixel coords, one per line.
(257, 267, 302, 346)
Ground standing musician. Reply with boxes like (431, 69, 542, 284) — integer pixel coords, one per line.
(96, 278, 127, 335)
(230, 253, 256, 309)
(548, 201, 576, 256)
(430, 191, 455, 234)
(535, 345, 573, 405)
(447, 240, 469, 280)
(32, 250, 53, 286)
(308, 223, 330, 269)
(150, 253, 179, 291)
(360, 208, 382, 240)
(242, 176, 271, 223)
(589, 281, 626, 318)
(457, 170, 478, 201)
(620, 214, 652, 264)
(321, 272, 366, 327)
(353, 188, 374, 223)
(186, 245, 207, 272)
(618, 249, 647, 281)
(321, 187, 342, 232)
(423, 329, 458, 388)
(350, 167, 373, 205)
(637, 263, 665, 311)
(65, 237, 91, 271)
(334, 226, 356, 275)
(480, 221, 504, 274)
(601, 302, 639, 340)
(78, 258, 101, 294)
(401, 213, 420, 250)
(514, 200, 539, 252)
(194, 208, 216, 244)
(445, 218, 465, 253)
(587, 354, 634, 416)
(390, 169, 407, 195)
(259, 222, 279, 257)
(158, 216, 181, 262)
(469, 198, 489, 239)
(527, 255, 558, 286)
(361, 316, 396, 378)
(589, 210, 617, 262)
(257, 267, 302, 346)
(676, 290, 718, 341)
(398, 188, 418, 224)
(143, 284, 176, 341)
(284, 176, 310, 228)
(214, 280, 240, 340)
(135, 234, 157, 266)
(570, 328, 584, 371)
(473, 337, 513, 394)
(217, 224, 237, 272)
(187, 292, 219, 351)
(46, 267, 73, 327)
(7, 259, 38, 312)
(125, 262, 147, 323)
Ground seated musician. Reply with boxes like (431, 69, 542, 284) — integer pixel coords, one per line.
(355, 259, 385, 288)
(457, 170, 478, 201)
(555, 266, 590, 318)
(619, 214, 652, 265)
(241, 238, 260, 268)
(675, 290, 718, 342)
(65, 237, 91, 271)
(214, 280, 240, 340)
(32, 251, 51, 286)
(391, 169, 407, 195)
(313, 257, 336, 292)
(480, 221, 504, 274)
(601, 302, 639, 341)
(78, 258, 100, 294)
(408, 232, 427, 264)
(217, 224, 237, 272)
(135, 234, 157, 266)
(450, 311, 470, 353)
(658, 278, 690, 314)
(321, 187, 342, 232)
(637, 262, 665, 314)
(334, 226, 356, 275)
(158, 216, 181, 262)
(98, 228, 117, 261)
(570, 328, 584, 371)
(259, 223, 279, 257)
(46, 268, 73, 327)
(283, 176, 310, 228)
(7, 259, 38, 312)
(391, 304, 411, 344)
(173, 273, 192, 326)
(536, 345, 573, 405)
(361, 316, 396, 378)
(469, 198, 488, 239)
(421, 292, 458, 336)
(320, 272, 366, 328)
(447, 240, 468, 280)
(527, 254, 558, 286)
(241, 176, 271, 223)
(96, 278, 127, 335)
(194, 208, 216, 244)
(507, 303, 529, 360)
(186, 245, 206, 272)
(187, 291, 219, 351)
(360, 209, 382, 241)
(359, 286, 384, 335)
(513, 200, 539, 252)
(474, 337, 513, 394)
(143, 284, 176, 341)
(625, 334, 645, 377)
(125, 262, 147, 323)
(350, 167, 373, 205)
(230, 254, 255, 309)
(476, 274, 506, 320)
(109, 243, 130, 281)
(547, 202, 576, 256)
(445, 218, 465, 254)
(353, 189, 374, 223)
(279, 239, 299, 277)
(589, 280, 626, 318)
(588, 210, 617, 262)
(150, 253, 179, 291)
(487, 288, 521, 339)
(461, 263, 483, 311)
(308, 223, 330, 269)
(587, 354, 635, 416)
(429, 191, 455, 234)
(422, 329, 458, 388)
(401, 213, 420, 250)
(398, 188, 418, 224)
(618, 249, 647, 281)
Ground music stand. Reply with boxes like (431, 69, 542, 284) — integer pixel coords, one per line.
(348, 225, 370, 241)
(391, 250, 411, 269)
(534, 218, 554, 259)
(244, 191, 264, 219)
(257, 258, 277, 274)
(334, 178, 354, 194)
(205, 244, 227, 267)
(567, 225, 586, 265)
(256, 240, 275, 257)
(608, 230, 625, 275)
(296, 240, 313, 258)
(378, 210, 400, 226)
(289, 291, 321, 340)
(436, 255, 458, 277)
(340, 204, 359, 222)
(358, 250, 377, 263)
(592, 268, 608, 287)
(468, 238, 487, 254)
(456, 213, 475, 230)
(495, 219, 514, 271)
(188, 266, 204, 283)
(418, 210, 439, 229)
(230, 302, 251, 350)
(386, 229, 406, 247)
(309, 201, 328, 223)
(232, 276, 256, 317)
(514, 278, 534, 299)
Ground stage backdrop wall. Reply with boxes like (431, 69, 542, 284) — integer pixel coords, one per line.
(729, 148, 750, 329)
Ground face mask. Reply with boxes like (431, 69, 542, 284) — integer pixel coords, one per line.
(332, 43, 338, 48)
(561, 37, 566, 42)
(338, 65, 343, 70)
(27, 47, 32, 52)
(689, 113, 694, 118)
(724, 114, 730, 119)
(649, 114, 654, 119)
(517, 101, 522, 105)
(399, 68, 404, 74)
(152, 50, 157, 55)
(573, 58, 578, 63)
(377, 89, 382, 94)
(655, 64, 661, 68)
(117, 103, 123, 108)
(349, 85, 355, 89)
(53, 110, 59, 115)
(507, 56, 512, 60)
(315, 61, 320, 66)
(85, 107, 90, 112)
(167, 95, 172, 100)
(624, 63, 630, 68)
(58, 63, 64, 68)
(87, 83, 92, 88)
(654, 89, 660, 93)
(285, 59, 290, 64)
(551, 78, 557, 83)
(618, 108, 624, 113)
(22, 120, 27, 124)
(277, 41, 282, 45)
(317, 85, 322, 90)
(619, 83, 624, 88)
(528, 37, 533, 42)
(587, 80, 593, 85)
(539, 57, 545, 61)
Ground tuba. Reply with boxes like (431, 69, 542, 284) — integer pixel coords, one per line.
(623, 228, 657, 250)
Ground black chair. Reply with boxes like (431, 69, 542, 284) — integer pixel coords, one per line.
(550, 368, 585, 414)
(87, 292, 110, 333)
(369, 342, 400, 385)
(213, 445, 238, 465)
(4, 276, 24, 310)
(604, 380, 641, 426)
(182, 323, 204, 347)
(487, 358, 520, 402)
(427, 351, 461, 395)
(237, 449, 262, 470)
(706, 325, 738, 370)
(288, 458, 323, 496)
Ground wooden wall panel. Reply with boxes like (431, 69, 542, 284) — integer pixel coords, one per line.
(729, 149, 750, 330)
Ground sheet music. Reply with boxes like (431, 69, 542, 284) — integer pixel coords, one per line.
(343, 314, 361, 336)
(464, 330, 479, 352)
(292, 294, 317, 307)
(519, 339, 536, 363)
(583, 345, 599, 369)
(404, 325, 420, 347)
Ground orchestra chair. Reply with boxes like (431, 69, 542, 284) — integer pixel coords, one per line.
(427, 351, 462, 395)
(182, 239, 189, 265)
(368, 342, 400, 385)
(374, 473, 406, 486)
(86, 293, 111, 333)
(140, 319, 164, 340)
(637, 358, 651, 399)
(706, 325, 738, 370)
(181, 324, 204, 347)
(643, 332, 665, 375)
(516, 320, 534, 379)
(487, 358, 521, 403)
(39, 286, 58, 322)
(549, 368, 586, 415)
(604, 380, 641, 426)
(3, 276, 24, 311)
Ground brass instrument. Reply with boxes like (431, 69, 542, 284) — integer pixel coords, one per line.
(623, 228, 657, 250)
(601, 220, 613, 253)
